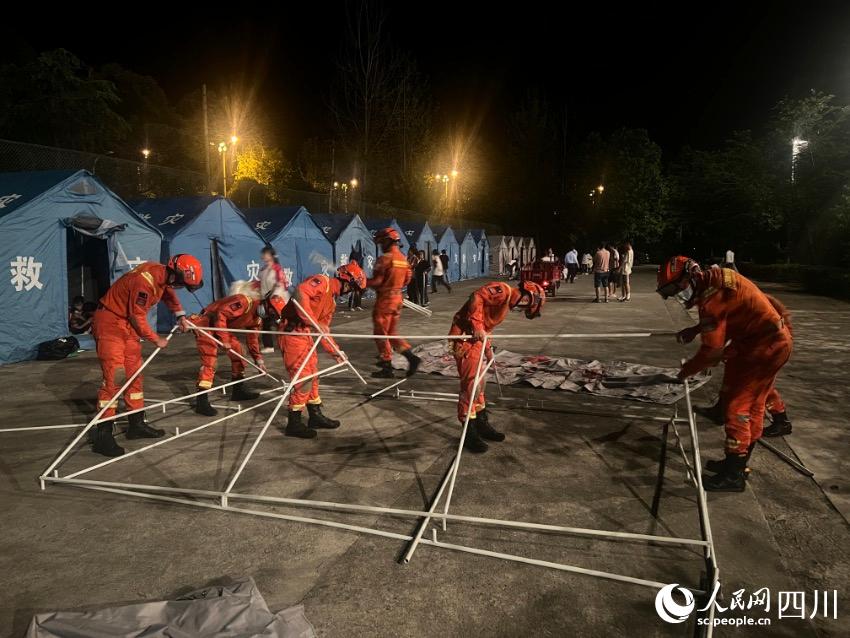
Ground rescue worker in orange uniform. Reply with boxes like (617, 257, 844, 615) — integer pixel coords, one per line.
(657, 256, 793, 491)
(275, 263, 366, 438)
(91, 255, 203, 457)
(367, 228, 421, 378)
(450, 281, 545, 453)
(190, 280, 276, 417)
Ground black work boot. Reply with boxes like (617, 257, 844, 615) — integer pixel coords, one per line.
(763, 411, 792, 437)
(371, 360, 395, 378)
(195, 391, 218, 416)
(230, 378, 259, 401)
(126, 411, 165, 439)
(307, 403, 340, 429)
(92, 422, 125, 457)
(695, 399, 723, 425)
(284, 410, 317, 439)
(475, 409, 505, 442)
(706, 441, 755, 479)
(463, 420, 489, 454)
(401, 349, 421, 377)
(703, 454, 747, 492)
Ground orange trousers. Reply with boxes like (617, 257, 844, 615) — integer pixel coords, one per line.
(191, 315, 246, 389)
(372, 294, 410, 362)
(279, 328, 320, 410)
(765, 388, 786, 414)
(453, 340, 488, 422)
(722, 331, 792, 454)
(92, 309, 144, 417)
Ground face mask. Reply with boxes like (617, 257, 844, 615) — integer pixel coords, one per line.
(674, 284, 694, 306)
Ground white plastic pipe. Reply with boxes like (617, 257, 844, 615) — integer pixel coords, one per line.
(41, 325, 178, 482)
(45, 476, 709, 547)
(402, 298, 433, 317)
(59, 390, 289, 480)
(441, 342, 496, 532)
(290, 298, 368, 386)
(185, 318, 283, 384)
(97, 373, 266, 424)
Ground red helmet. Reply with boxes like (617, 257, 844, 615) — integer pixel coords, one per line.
(167, 254, 203, 291)
(657, 256, 699, 299)
(264, 294, 287, 322)
(337, 261, 366, 291)
(374, 227, 400, 245)
(511, 281, 545, 319)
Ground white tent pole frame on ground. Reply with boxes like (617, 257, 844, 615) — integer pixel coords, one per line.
(38, 328, 718, 616)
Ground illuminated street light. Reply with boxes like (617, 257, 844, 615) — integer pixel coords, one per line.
(791, 136, 808, 184)
(597, 184, 605, 193)
(451, 169, 459, 178)
(230, 135, 239, 144)
(350, 178, 359, 188)
(141, 149, 151, 159)
(333, 181, 340, 188)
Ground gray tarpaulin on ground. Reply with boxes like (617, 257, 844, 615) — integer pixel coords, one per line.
(26, 577, 315, 638)
(392, 341, 710, 404)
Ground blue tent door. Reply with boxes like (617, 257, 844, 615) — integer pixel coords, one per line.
(66, 228, 111, 304)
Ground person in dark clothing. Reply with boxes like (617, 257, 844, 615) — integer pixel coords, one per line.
(414, 250, 431, 306)
(407, 251, 420, 304)
(69, 295, 93, 334)
(439, 250, 450, 284)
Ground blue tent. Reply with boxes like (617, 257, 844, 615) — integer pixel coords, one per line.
(430, 225, 461, 282)
(0, 170, 162, 364)
(130, 196, 265, 327)
(244, 206, 334, 286)
(396, 220, 437, 259)
(363, 218, 410, 256)
(458, 231, 481, 280)
(310, 213, 377, 276)
(471, 230, 489, 277)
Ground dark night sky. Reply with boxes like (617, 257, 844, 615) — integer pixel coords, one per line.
(5, 1, 850, 158)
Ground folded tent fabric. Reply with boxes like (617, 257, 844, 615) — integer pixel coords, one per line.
(26, 577, 316, 638)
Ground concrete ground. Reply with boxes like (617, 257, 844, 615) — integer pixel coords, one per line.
(1, 267, 848, 637)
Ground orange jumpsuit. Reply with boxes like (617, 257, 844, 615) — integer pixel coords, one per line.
(449, 282, 513, 422)
(278, 274, 342, 410)
(681, 269, 793, 454)
(92, 263, 184, 416)
(190, 294, 263, 389)
(367, 244, 412, 362)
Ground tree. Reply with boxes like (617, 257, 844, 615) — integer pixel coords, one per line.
(0, 49, 129, 151)
(232, 143, 293, 204)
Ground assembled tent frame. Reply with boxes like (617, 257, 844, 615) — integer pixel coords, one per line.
(39, 327, 720, 636)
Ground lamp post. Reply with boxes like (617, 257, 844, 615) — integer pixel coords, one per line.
(218, 142, 228, 197)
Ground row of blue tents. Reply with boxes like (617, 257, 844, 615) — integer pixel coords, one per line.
(0, 170, 491, 364)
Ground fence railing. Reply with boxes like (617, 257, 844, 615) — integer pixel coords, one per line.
(0, 138, 502, 234)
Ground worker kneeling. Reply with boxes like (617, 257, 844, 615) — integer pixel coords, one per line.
(450, 281, 544, 453)
(276, 263, 366, 438)
(657, 256, 793, 492)
(191, 281, 276, 417)
(91, 255, 203, 457)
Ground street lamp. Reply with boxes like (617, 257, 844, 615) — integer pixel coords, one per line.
(218, 142, 228, 197)
(141, 149, 151, 160)
(350, 178, 359, 188)
(597, 184, 604, 193)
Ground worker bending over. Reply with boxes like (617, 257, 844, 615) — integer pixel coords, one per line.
(450, 281, 545, 453)
(91, 255, 203, 457)
(657, 257, 793, 492)
(275, 263, 366, 438)
(367, 227, 421, 378)
(191, 280, 278, 416)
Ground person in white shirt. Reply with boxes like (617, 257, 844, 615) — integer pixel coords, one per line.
(541, 248, 556, 262)
(581, 252, 593, 274)
(618, 242, 634, 301)
(431, 250, 451, 293)
(564, 248, 579, 283)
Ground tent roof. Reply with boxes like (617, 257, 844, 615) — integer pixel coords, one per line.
(242, 206, 309, 240)
(129, 196, 223, 238)
(395, 219, 431, 238)
(362, 218, 397, 232)
(310, 212, 361, 242)
(0, 170, 90, 218)
(470, 229, 487, 243)
(430, 224, 457, 241)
